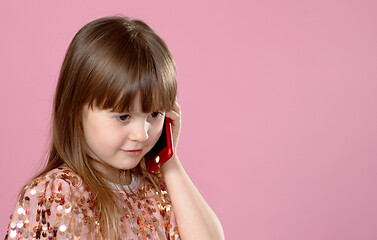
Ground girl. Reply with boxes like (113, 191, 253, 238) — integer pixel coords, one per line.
(5, 16, 224, 239)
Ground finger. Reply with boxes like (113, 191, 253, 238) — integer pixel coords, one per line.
(171, 102, 181, 115)
(173, 99, 181, 109)
(165, 110, 180, 122)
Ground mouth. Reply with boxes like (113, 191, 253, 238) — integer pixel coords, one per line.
(122, 149, 143, 156)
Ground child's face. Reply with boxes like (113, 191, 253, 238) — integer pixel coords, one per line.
(81, 94, 165, 175)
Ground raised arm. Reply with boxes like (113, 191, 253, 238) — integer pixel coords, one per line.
(163, 100, 225, 240)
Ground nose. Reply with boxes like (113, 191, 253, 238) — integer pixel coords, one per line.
(128, 120, 150, 142)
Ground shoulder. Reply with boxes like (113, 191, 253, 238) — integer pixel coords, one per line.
(6, 167, 96, 239)
(23, 167, 84, 194)
(17, 167, 87, 205)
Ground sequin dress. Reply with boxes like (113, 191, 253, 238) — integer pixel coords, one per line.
(5, 167, 180, 239)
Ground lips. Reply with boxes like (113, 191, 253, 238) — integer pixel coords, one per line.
(122, 149, 143, 156)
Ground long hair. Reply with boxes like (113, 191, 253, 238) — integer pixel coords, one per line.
(36, 16, 177, 238)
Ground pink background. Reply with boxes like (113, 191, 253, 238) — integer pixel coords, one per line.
(1, 0, 377, 239)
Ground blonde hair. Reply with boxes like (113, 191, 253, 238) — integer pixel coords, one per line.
(36, 16, 177, 238)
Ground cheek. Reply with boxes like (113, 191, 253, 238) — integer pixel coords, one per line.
(149, 123, 164, 145)
(84, 123, 121, 152)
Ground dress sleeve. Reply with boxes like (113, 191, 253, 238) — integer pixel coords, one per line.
(5, 170, 97, 239)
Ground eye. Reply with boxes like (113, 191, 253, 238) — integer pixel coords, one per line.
(149, 112, 163, 119)
(116, 114, 130, 122)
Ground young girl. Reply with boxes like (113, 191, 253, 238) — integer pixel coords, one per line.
(5, 16, 224, 239)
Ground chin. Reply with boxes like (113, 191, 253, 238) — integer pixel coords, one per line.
(115, 159, 142, 170)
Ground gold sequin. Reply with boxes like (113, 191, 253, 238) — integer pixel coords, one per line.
(65, 204, 72, 213)
(9, 222, 16, 229)
(16, 221, 23, 228)
(57, 205, 63, 211)
(30, 189, 36, 195)
(9, 230, 17, 238)
(17, 207, 24, 215)
(59, 224, 67, 232)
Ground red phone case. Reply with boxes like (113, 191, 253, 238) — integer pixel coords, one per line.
(147, 117, 174, 174)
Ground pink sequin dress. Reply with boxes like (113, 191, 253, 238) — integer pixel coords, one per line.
(5, 166, 180, 239)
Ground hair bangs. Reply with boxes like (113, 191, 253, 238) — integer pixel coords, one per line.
(86, 43, 176, 114)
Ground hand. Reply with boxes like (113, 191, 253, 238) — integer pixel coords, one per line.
(165, 98, 181, 152)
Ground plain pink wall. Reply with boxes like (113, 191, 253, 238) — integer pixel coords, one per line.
(1, 0, 377, 239)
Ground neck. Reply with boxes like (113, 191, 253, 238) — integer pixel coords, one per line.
(92, 160, 133, 185)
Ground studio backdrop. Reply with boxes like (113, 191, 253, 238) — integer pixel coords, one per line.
(1, 0, 377, 239)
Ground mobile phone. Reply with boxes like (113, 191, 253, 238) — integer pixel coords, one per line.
(146, 117, 174, 174)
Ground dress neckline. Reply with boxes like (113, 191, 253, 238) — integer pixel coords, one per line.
(103, 173, 140, 191)
(59, 164, 140, 192)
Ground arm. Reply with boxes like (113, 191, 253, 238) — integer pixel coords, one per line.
(162, 154, 225, 239)
(163, 100, 225, 240)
